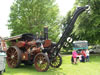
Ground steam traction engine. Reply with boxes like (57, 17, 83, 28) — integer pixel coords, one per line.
(5, 6, 88, 72)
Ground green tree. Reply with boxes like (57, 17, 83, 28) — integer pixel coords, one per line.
(72, 0, 100, 44)
(62, 0, 100, 45)
(8, 0, 60, 42)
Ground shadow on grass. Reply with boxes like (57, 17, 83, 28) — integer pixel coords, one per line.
(4, 64, 66, 75)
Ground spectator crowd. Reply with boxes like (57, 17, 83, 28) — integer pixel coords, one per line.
(71, 49, 90, 64)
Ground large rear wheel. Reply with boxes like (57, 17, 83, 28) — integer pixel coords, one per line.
(50, 54, 62, 68)
(6, 46, 21, 68)
(34, 53, 49, 72)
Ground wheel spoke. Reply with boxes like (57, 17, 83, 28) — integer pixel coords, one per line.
(6, 46, 21, 68)
(50, 54, 62, 68)
(34, 53, 49, 72)
(13, 51, 17, 55)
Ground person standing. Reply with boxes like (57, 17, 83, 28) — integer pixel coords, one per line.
(86, 49, 90, 62)
(81, 50, 86, 62)
(72, 50, 78, 64)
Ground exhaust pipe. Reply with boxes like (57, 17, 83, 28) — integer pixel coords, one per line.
(44, 26, 48, 40)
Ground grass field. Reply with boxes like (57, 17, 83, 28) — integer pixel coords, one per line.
(3, 54, 100, 75)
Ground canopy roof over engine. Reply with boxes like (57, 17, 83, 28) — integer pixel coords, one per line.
(4, 33, 36, 41)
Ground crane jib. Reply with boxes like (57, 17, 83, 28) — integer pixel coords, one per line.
(52, 6, 89, 56)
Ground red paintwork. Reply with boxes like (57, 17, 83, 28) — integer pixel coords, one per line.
(16, 41, 26, 47)
(43, 40, 51, 47)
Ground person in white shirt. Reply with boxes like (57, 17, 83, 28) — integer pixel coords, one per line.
(86, 49, 89, 62)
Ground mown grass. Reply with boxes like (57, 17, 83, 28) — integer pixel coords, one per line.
(3, 54, 100, 75)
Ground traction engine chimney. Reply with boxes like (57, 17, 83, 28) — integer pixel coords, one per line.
(44, 26, 48, 40)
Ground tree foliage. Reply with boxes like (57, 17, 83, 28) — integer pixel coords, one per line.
(8, 0, 60, 42)
(62, 0, 100, 45)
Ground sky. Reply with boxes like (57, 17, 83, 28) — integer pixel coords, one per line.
(0, 0, 75, 37)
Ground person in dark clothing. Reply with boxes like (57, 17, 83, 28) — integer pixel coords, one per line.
(80, 50, 86, 62)
(71, 56, 74, 64)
